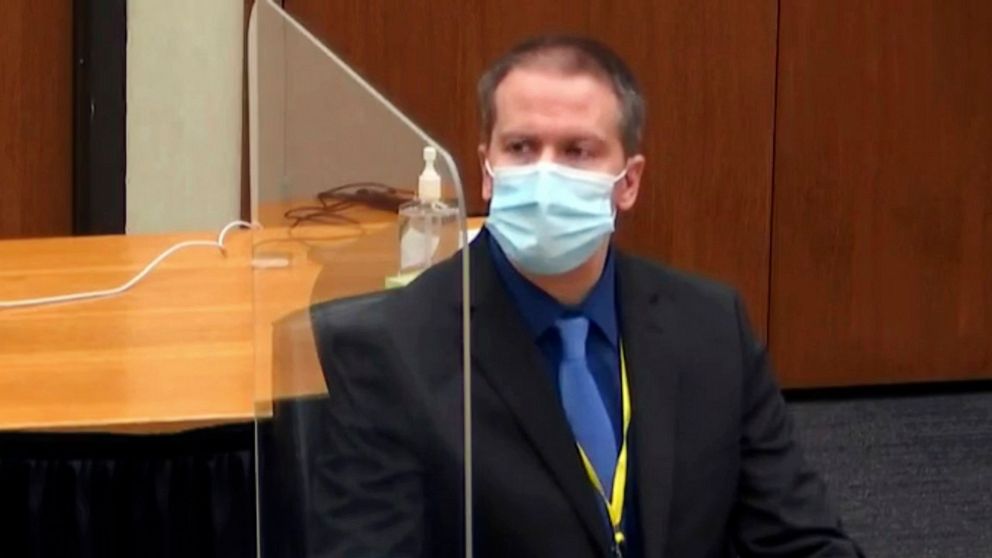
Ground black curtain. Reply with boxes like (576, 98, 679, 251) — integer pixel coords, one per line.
(0, 424, 255, 558)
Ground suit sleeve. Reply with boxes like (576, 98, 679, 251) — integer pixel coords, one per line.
(730, 294, 865, 557)
(308, 324, 427, 558)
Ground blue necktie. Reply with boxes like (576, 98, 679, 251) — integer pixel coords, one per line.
(556, 316, 618, 498)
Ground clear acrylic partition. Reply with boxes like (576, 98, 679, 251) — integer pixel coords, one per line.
(249, 1, 471, 557)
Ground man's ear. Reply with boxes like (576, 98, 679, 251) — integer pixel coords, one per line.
(478, 144, 493, 201)
(614, 154, 645, 211)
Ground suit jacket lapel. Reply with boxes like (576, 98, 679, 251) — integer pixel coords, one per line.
(617, 253, 679, 558)
(466, 232, 612, 555)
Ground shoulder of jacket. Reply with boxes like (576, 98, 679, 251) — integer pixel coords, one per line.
(618, 251, 740, 310)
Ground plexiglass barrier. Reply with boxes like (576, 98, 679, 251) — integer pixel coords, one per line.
(249, 1, 471, 556)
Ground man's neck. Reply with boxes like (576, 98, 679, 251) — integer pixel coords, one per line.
(517, 242, 610, 306)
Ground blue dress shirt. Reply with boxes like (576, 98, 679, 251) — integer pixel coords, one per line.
(487, 233, 622, 441)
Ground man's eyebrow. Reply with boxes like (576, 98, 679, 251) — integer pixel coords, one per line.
(558, 133, 609, 145)
(493, 128, 612, 146)
(493, 133, 538, 144)
(567, 135, 607, 142)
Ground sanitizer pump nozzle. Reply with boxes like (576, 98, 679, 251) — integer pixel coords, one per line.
(418, 146, 441, 201)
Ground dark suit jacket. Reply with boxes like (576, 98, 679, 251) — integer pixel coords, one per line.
(310, 229, 863, 558)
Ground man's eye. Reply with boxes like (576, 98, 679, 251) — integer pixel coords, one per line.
(507, 142, 531, 154)
(565, 146, 590, 159)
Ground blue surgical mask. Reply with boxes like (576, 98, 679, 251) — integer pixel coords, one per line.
(485, 160, 626, 275)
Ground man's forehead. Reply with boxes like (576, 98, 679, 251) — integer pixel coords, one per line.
(491, 67, 621, 126)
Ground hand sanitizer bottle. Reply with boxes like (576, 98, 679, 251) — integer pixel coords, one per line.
(396, 146, 459, 278)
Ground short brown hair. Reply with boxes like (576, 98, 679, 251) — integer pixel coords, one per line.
(477, 35, 645, 154)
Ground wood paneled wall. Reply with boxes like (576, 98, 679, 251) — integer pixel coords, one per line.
(0, 1, 73, 238)
(770, 0, 992, 387)
(283, 0, 778, 336)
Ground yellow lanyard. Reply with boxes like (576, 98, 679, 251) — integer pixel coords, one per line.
(576, 346, 631, 548)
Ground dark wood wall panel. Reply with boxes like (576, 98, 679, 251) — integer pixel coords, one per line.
(283, 0, 778, 334)
(771, 1, 992, 387)
(0, 1, 74, 238)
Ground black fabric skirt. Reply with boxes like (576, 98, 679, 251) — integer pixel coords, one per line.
(0, 423, 255, 558)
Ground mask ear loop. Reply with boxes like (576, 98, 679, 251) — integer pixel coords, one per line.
(610, 165, 631, 219)
(612, 165, 629, 183)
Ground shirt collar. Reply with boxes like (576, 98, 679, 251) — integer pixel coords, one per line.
(487, 229, 619, 347)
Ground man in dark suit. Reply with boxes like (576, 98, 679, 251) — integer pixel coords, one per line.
(311, 36, 863, 557)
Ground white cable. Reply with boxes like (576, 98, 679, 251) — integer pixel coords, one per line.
(0, 221, 257, 310)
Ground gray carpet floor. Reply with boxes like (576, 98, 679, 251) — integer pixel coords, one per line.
(788, 388, 992, 557)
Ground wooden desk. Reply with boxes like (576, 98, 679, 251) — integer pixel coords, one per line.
(0, 208, 481, 433)
(0, 232, 255, 433)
